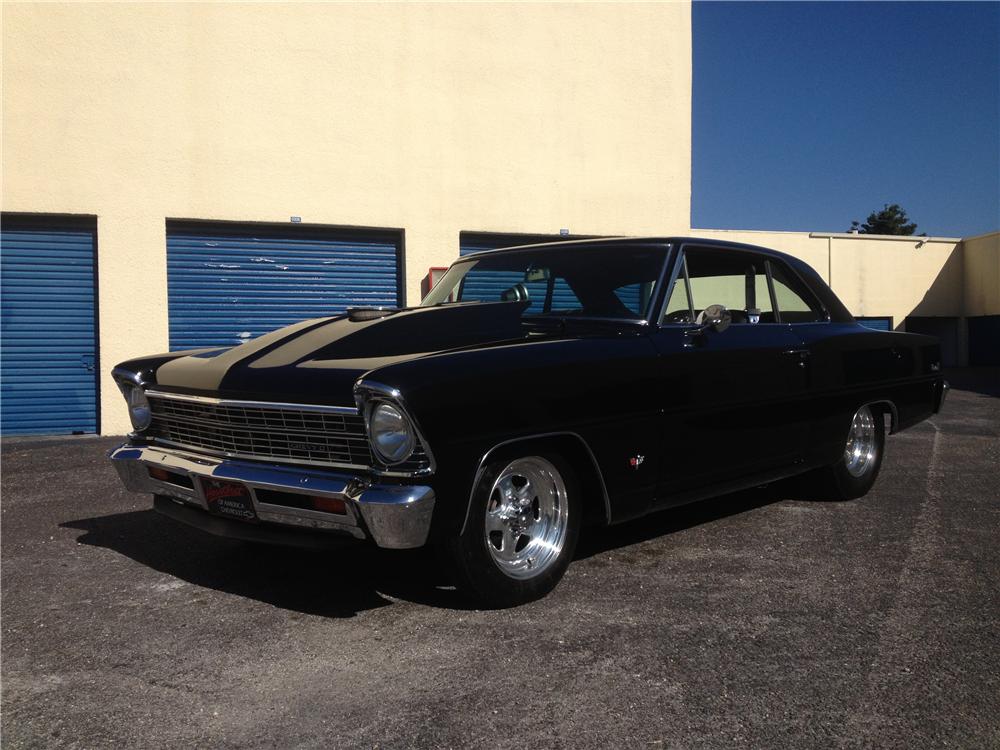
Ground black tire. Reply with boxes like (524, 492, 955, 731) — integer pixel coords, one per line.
(816, 404, 886, 500)
(444, 451, 581, 608)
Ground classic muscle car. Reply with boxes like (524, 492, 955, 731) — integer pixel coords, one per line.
(110, 237, 948, 606)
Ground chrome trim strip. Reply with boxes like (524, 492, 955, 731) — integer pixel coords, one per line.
(108, 443, 435, 549)
(146, 436, 372, 472)
(145, 390, 359, 415)
(353, 379, 438, 477)
(654, 244, 686, 327)
(524, 315, 650, 326)
(459, 431, 612, 536)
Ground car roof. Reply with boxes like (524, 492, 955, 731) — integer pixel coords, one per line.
(456, 235, 855, 324)
(458, 235, 806, 266)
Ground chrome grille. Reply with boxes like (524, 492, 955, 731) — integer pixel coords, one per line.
(146, 393, 373, 469)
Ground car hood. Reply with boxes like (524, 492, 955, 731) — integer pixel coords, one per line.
(151, 302, 531, 403)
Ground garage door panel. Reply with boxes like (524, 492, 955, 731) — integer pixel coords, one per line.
(1, 218, 98, 435)
(167, 223, 401, 351)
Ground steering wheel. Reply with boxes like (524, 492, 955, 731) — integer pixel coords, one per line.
(663, 310, 692, 324)
(501, 283, 530, 303)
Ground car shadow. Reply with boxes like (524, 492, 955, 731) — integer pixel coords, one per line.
(575, 480, 803, 559)
(60, 509, 468, 617)
(62, 481, 806, 616)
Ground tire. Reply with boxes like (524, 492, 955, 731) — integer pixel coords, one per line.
(817, 404, 886, 500)
(444, 452, 581, 607)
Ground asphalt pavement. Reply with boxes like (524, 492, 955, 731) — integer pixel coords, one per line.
(3, 370, 998, 748)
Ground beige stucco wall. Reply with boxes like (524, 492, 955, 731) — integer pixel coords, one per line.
(962, 231, 1000, 316)
(2, 1, 692, 434)
(689, 229, 965, 328)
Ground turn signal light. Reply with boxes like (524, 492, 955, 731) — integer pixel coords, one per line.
(148, 467, 170, 481)
(311, 496, 347, 515)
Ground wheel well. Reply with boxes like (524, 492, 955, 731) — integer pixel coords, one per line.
(864, 400, 898, 434)
(462, 433, 611, 534)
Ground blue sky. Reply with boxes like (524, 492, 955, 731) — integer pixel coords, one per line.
(692, 1, 999, 237)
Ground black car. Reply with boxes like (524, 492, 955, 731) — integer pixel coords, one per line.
(110, 237, 948, 606)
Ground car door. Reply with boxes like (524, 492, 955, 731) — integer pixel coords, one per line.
(651, 245, 810, 505)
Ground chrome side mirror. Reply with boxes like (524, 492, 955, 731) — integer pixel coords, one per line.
(693, 304, 732, 333)
(684, 304, 732, 343)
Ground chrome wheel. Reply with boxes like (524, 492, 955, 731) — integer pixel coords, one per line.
(484, 456, 569, 580)
(844, 405, 877, 478)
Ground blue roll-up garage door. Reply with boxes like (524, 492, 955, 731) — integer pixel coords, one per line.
(167, 222, 403, 350)
(857, 317, 893, 331)
(1, 216, 98, 436)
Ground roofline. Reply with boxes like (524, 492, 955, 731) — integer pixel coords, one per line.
(455, 235, 811, 267)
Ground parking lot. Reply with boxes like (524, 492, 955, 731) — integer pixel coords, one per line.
(2, 371, 998, 749)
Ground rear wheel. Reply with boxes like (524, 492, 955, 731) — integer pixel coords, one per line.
(445, 453, 581, 607)
(817, 404, 886, 500)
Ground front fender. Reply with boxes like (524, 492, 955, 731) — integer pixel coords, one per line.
(362, 335, 662, 533)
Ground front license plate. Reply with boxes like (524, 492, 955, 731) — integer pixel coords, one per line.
(202, 479, 258, 523)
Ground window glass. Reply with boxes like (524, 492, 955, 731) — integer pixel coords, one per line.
(460, 268, 547, 313)
(680, 248, 771, 325)
(768, 261, 825, 323)
(422, 244, 666, 320)
(614, 281, 656, 317)
(661, 276, 692, 323)
(753, 275, 774, 320)
(550, 277, 582, 312)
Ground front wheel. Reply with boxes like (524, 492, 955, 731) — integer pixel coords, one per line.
(444, 453, 581, 607)
(816, 404, 886, 500)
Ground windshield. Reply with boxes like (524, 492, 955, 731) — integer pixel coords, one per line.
(420, 244, 668, 320)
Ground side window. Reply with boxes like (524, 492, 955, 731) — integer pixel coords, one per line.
(662, 274, 693, 323)
(549, 277, 582, 312)
(675, 248, 772, 325)
(768, 261, 825, 323)
(614, 281, 656, 317)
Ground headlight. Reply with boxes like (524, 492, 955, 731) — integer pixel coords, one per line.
(121, 384, 152, 431)
(369, 401, 415, 464)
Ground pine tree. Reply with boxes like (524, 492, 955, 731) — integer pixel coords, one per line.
(849, 204, 920, 235)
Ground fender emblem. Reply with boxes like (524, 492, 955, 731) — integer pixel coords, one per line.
(629, 455, 645, 469)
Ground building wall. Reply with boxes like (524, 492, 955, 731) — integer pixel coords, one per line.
(962, 231, 1000, 316)
(2, 2, 692, 434)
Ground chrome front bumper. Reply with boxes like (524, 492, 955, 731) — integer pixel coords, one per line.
(108, 443, 435, 549)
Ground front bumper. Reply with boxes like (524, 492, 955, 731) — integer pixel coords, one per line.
(109, 443, 435, 549)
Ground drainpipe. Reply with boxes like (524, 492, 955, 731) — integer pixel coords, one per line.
(827, 235, 833, 289)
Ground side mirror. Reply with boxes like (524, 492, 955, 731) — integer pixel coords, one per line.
(685, 304, 732, 343)
(702, 304, 732, 333)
